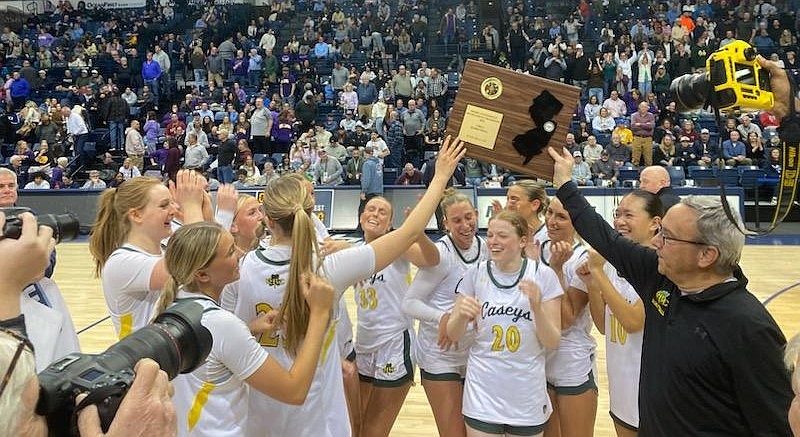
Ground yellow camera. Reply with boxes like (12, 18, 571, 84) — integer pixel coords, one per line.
(671, 40, 774, 112)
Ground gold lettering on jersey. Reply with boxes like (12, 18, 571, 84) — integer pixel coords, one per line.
(651, 290, 669, 316)
(266, 274, 284, 287)
(383, 363, 395, 374)
(480, 301, 532, 323)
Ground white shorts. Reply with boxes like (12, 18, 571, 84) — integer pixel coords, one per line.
(414, 326, 468, 380)
(357, 330, 414, 386)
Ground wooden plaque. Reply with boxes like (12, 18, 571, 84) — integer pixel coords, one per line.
(448, 59, 581, 181)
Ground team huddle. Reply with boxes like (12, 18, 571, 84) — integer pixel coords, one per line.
(88, 135, 662, 437)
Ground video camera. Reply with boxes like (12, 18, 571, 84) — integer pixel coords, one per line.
(36, 300, 213, 437)
(0, 207, 79, 243)
(670, 40, 774, 113)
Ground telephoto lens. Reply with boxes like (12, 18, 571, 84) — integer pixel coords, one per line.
(36, 300, 213, 436)
(670, 73, 710, 113)
(0, 207, 79, 243)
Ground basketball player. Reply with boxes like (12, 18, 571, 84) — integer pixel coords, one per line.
(541, 197, 597, 437)
(356, 196, 439, 436)
(158, 222, 336, 436)
(403, 188, 489, 437)
(232, 136, 465, 436)
(577, 191, 663, 436)
(448, 210, 563, 437)
(89, 171, 206, 338)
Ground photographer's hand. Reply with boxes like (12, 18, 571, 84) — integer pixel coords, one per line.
(0, 212, 54, 320)
(758, 55, 795, 120)
(76, 359, 176, 437)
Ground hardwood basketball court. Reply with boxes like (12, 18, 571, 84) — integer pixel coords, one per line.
(53, 243, 800, 436)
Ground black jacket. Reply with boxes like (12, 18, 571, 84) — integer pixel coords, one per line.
(556, 181, 792, 437)
(656, 185, 681, 212)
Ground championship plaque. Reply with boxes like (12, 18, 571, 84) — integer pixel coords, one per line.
(448, 59, 581, 181)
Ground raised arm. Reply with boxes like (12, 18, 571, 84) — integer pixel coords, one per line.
(404, 233, 440, 268)
(368, 136, 465, 272)
(548, 146, 660, 297)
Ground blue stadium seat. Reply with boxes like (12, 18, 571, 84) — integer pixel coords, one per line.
(668, 166, 685, 186)
(740, 168, 766, 189)
(618, 167, 640, 183)
(690, 168, 717, 187)
(718, 168, 740, 187)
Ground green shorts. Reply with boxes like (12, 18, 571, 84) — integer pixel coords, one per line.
(420, 368, 465, 382)
(546, 370, 598, 395)
(464, 416, 546, 436)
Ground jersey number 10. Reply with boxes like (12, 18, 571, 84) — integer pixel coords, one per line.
(608, 314, 628, 345)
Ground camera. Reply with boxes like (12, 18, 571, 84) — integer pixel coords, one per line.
(0, 207, 79, 243)
(36, 300, 213, 436)
(670, 40, 774, 113)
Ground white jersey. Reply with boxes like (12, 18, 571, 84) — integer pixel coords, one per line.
(541, 240, 597, 386)
(101, 244, 162, 339)
(531, 223, 548, 245)
(172, 291, 269, 437)
(356, 257, 413, 352)
(406, 235, 488, 373)
(235, 243, 376, 437)
(602, 262, 643, 427)
(21, 278, 80, 372)
(458, 258, 563, 427)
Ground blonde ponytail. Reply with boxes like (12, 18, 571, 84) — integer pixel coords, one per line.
(264, 175, 319, 356)
(89, 177, 163, 277)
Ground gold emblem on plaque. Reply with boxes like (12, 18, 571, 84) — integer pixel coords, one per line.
(480, 77, 503, 100)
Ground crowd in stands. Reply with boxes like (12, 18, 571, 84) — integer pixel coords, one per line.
(0, 0, 795, 194)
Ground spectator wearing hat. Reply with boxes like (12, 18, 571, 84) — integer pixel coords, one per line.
(591, 150, 619, 186)
(570, 44, 591, 101)
(295, 90, 317, 134)
(676, 135, 700, 170)
(695, 128, 720, 167)
(571, 150, 594, 186)
(32, 69, 51, 91)
(75, 69, 91, 89)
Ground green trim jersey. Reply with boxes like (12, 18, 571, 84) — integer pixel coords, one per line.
(457, 258, 563, 427)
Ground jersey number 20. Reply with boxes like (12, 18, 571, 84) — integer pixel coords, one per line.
(491, 325, 521, 352)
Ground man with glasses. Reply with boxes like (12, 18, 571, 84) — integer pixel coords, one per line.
(0, 212, 176, 436)
(548, 146, 793, 436)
